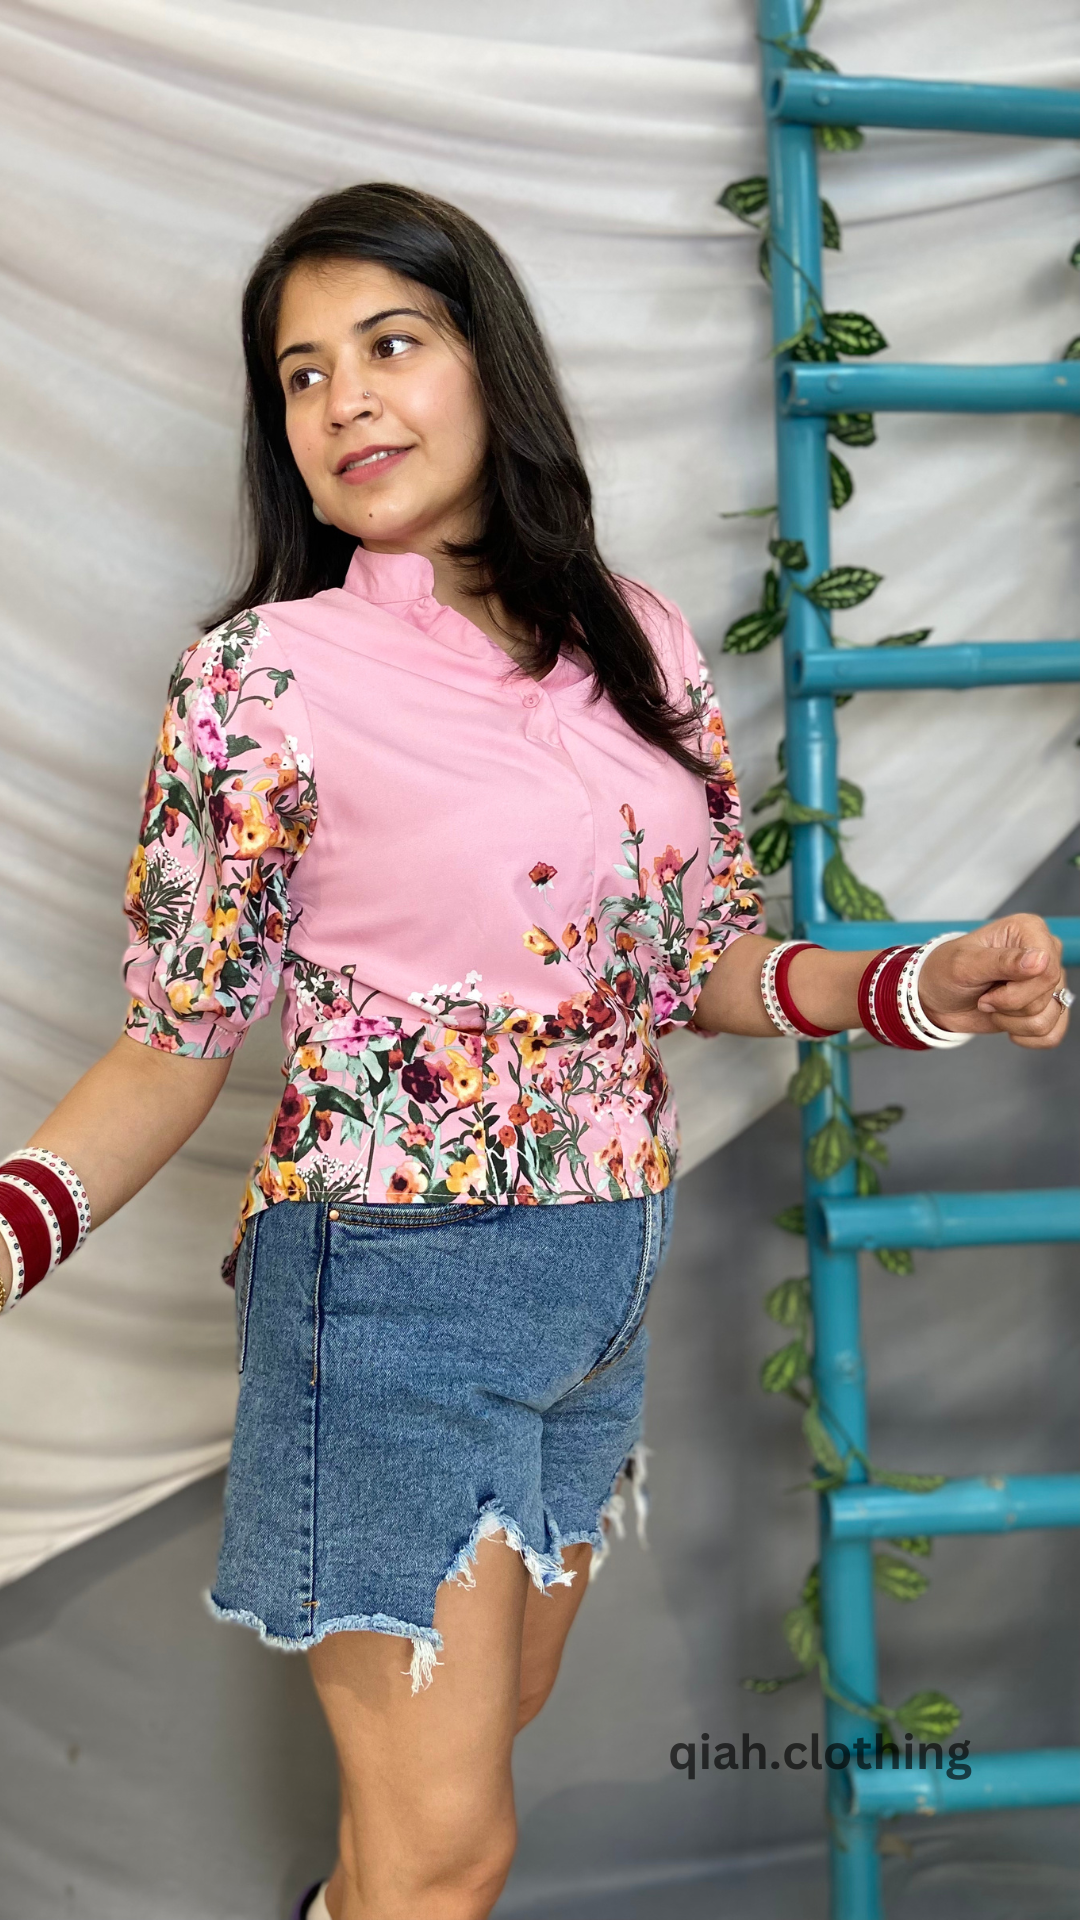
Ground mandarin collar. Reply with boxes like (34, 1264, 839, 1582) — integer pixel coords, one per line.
(341, 541, 589, 691)
(343, 544, 435, 606)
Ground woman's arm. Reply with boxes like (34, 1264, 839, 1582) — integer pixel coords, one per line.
(692, 913, 1069, 1049)
(0, 1036, 233, 1296)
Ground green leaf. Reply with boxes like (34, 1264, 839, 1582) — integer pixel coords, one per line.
(874, 1469, 946, 1494)
(894, 1691, 962, 1740)
(760, 1340, 810, 1393)
(875, 1247, 915, 1276)
(874, 1554, 930, 1602)
(718, 176, 770, 224)
(854, 1105, 904, 1133)
(751, 777, 789, 815)
(769, 537, 809, 572)
(719, 503, 778, 519)
(801, 1562, 821, 1615)
(828, 411, 877, 448)
(782, 799, 835, 826)
(1062, 336, 1080, 361)
(823, 851, 891, 922)
(761, 568, 781, 613)
(790, 333, 836, 364)
(805, 565, 883, 611)
(1070, 240, 1080, 269)
(758, 236, 772, 285)
(817, 124, 865, 153)
(803, 1405, 846, 1478)
(823, 311, 888, 358)
(225, 732, 261, 757)
(787, 1051, 832, 1106)
(765, 1276, 811, 1327)
(774, 1203, 806, 1236)
(889, 1536, 932, 1557)
(829, 452, 854, 509)
(820, 198, 841, 251)
(799, 0, 824, 32)
(856, 1133, 888, 1165)
(723, 609, 786, 654)
(749, 819, 793, 875)
(783, 1602, 820, 1667)
(791, 47, 839, 75)
(807, 1116, 857, 1181)
(838, 776, 864, 819)
(875, 628, 931, 649)
(855, 1159, 881, 1197)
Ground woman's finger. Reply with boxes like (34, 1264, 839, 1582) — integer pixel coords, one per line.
(1005, 1004, 1070, 1050)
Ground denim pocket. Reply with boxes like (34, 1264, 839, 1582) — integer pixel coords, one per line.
(234, 1216, 260, 1375)
(329, 1200, 497, 1231)
(581, 1188, 667, 1381)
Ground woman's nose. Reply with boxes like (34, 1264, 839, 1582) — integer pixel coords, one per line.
(327, 365, 381, 428)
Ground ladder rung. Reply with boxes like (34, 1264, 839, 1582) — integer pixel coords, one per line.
(817, 1189, 1080, 1250)
(780, 362, 1080, 415)
(808, 919, 1080, 968)
(843, 1748, 1080, 1820)
(769, 70, 1080, 142)
(827, 1474, 1080, 1541)
(790, 641, 1080, 695)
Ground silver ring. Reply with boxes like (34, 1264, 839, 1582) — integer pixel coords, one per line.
(1053, 985, 1075, 1010)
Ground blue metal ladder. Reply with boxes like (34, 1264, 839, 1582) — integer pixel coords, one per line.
(759, 8, 1080, 1913)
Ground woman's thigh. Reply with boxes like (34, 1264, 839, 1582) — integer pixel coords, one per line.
(309, 1531, 528, 1915)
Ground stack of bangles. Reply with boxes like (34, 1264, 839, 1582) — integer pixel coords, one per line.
(760, 931, 980, 1050)
(0, 1150, 91, 1314)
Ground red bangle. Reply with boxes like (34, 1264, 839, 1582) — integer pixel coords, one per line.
(773, 943, 842, 1039)
(858, 947, 929, 1050)
(1, 1158, 81, 1259)
(0, 1183, 53, 1296)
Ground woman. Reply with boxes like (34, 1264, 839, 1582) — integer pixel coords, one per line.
(0, 184, 1069, 1920)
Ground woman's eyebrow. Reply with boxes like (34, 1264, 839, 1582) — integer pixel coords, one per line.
(276, 307, 430, 367)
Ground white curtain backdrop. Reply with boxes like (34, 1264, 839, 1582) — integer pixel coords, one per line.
(1, 0, 1078, 1586)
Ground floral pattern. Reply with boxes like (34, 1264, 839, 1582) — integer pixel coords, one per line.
(122, 611, 763, 1280)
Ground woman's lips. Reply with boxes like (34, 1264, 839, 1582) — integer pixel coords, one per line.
(335, 446, 412, 486)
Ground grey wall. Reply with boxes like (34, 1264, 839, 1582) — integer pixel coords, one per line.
(1, 830, 1077, 1920)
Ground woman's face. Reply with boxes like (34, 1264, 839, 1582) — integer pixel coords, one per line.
(276, 258, 488, 552)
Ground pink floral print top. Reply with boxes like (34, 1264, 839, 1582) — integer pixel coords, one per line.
(121, 546, 763, 1275)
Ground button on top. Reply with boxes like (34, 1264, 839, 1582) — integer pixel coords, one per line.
(522, 690, 540, 708)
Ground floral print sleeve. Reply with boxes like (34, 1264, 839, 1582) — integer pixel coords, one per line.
(654, 615, 765, 1034)
(122, 610, 317, 1057)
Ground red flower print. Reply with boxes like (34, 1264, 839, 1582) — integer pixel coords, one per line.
(314, 1109, 333, 1142)
(497, 1124, 517, 1148)
(613, 969, 636, 1008)
(272, 1082, 309, 1156)
(508, 1101, 530, 1126)
(653, 845, 683, 886)
(529, 861, 557, 888)
(401, 1059, 442, 1105)
(530, 1110, 555, 1136)
(620, 804, 637, 833)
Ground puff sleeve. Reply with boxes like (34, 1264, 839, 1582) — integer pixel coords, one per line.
(121, 609, 317, 1057)
(658, 610, 766, 1033)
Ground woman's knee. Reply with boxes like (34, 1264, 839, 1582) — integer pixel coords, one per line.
(337, 1806, 517, 1918)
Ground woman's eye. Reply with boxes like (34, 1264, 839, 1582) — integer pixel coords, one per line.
(287, 366, 327, 394)
(373, 332, 416, 359)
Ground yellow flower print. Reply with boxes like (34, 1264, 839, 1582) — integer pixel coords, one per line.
(166, 978, 200, 1015)
(443, 1049, 484, 1106)
(518, 1032, 551, 1073)
(231, 797, 277, 860)
(446, 1151, 485, 1198)
(296, 1045, 323, 1073)
(523, 926, 558, 958)
(278, 1163, 307, 1202)
(208, 901, 239, 948)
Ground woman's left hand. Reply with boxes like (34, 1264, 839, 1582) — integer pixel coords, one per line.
(920, 915, 1071, 1048)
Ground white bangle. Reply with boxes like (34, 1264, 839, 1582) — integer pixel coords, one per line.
(0, 1212, 25, 1309)
(759, 941, 809, 1038)
(902, 933, 973, 1050)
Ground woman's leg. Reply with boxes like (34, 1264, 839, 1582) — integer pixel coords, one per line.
(310, 1534, 596, 1920)
(311, 1531, 528, 1920)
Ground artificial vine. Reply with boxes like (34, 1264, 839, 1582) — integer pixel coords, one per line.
(718, 2, 961, 1751)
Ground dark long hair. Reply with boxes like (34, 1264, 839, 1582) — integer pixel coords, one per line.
(212, 182, 708, 775)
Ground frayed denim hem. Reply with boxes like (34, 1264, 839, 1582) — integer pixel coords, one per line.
(203, 1591, 442, 1693)
(205, 1440, 651, 1691)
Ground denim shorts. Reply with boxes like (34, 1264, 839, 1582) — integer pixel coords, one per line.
(207, 1186, 675, 1688)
